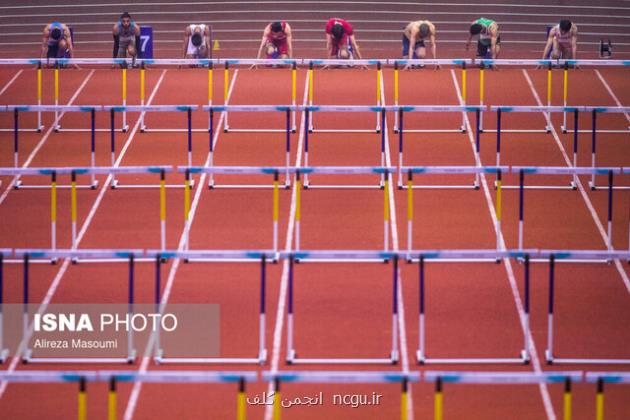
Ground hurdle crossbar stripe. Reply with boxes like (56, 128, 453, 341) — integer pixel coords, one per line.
(262, 371, 420, 383)
(491, 105, 630, 113)
(180, 166, 392, 175)
(401, 166, 506, 174)
(0, 166, 173, 176)
(424, 371, 583, 384)
(13, 249, 143, 259)
(585, 372, 630, 384)
(146, 249, 277, 260)
(103, 105, 198, 112)
(512, 166, 622, 175)
(4, 105, 101, 112)
(0, 371, 258, 383)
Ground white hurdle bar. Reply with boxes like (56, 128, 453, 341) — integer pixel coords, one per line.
(513, 166, 623, 257)
(401, 166, 507, 256)
(0, 166, 173, 253)
(0, 250, 10, 362)
(12, 249, 141, 364)
(415, 251, 534, 365)
(544, 252, 630, 365)
(4, 105, 101, 189)
(148, 250, 271, 364)
(284, 254, 400, 365)
(492, 106, 630, 190)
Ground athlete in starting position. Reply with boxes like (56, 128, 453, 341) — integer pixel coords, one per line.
(466, 17, 500, 60)
(542, 19, 578, 60)
(183, 24, 211, 59)
(402, 20, 439, 69)
(256, 21, 293, 60)
(41, 22, 75, 61)
(325, 18, 363, 61)
(113, 12, 140, 66)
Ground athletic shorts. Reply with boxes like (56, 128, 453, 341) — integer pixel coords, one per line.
(477, 36, 501, 58)
(402, 34, 425, 58)
(266, 39, 289, 57)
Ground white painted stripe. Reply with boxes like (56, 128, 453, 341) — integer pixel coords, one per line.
(0, 69, 22, 97)
(594, 70, 630, 124)
(450, 69, 556, 420)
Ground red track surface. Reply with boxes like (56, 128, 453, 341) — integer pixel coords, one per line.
(1, 62, 629, 419)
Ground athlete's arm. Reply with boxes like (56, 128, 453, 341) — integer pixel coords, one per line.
(407, 26, 418, 60)
(572, 26, 578, 59)
(350, 35, 362, 59)
(285, 23, 293, 58)
(182, 27, 190, 58)
(41, 25, 50, 58)
(256, 24, 271, 59)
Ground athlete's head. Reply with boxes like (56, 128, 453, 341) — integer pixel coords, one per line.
(191, 32, 203, 47)
(559, 20, 572, 34)
(470, 23, 483, 35)
(120, 12, 132, 28)
(331, 22, 345, 40)
(419, 23, 430, 38)
(270, 21, 283, 33)
(50, 27, 62, 41)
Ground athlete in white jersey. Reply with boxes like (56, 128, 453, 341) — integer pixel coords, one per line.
(183, 24, 211, 59)
(542, 20, 578, 60)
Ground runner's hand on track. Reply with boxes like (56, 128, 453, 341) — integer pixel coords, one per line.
(249, 64, 258, 70)
(434, 64, 441, 70)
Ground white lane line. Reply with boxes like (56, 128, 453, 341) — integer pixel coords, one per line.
(122, 70, 240, 420)
(0, 69, 167, 400)
(0, 68, 22, 96)
(522, 69, 630, 293)
(451, 69, 556, 420)
(380, 66, 413, 419)
(263, 70, 310, 420)
(0, 70, 95, 204)
(594, 69, 630, 124)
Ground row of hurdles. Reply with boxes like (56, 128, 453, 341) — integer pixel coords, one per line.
(1, 165, 628, 255)
(1, 57, 629, 135)
(0, 369, 628, 420)
(1, 248, 629, 367)
(3, 104, 630, 192)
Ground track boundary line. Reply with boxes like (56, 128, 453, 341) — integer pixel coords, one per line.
(594, 69, 630, 124)
(450, 69, 556, 420)
(0, 68, 167, 401)
(0, 68, 21, 96)
(522, 69, 630, 293)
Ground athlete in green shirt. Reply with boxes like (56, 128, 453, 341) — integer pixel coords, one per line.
(466, 18, 500, 60)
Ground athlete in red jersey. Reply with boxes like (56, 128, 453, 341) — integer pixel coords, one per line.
(255, 21, 293, 61)
(325, 18, 363, 60)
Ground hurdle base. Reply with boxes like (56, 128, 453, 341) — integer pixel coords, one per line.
(22, 348, 136, 364)
(296, 258, 390, 264)
(562, 127, 629, 134)
(287, 349, 398, 365)
(155, 348, 267, 365)
(417, 351, 529, 365)
(393, 128, 467, 134)
(546, 349, 630, 364)
(55, 126, 129, 133)
(0, 348, 9, 364)
(589, 181, 630, 191)
(406, 257, 501, 264)
(301, 184, 383, 190)
(480, 129, 549, 134)
(493, 180, 575, 191)
(111, 179, 195, 189)
(141, 127, 211, 133)
(209, 183, 291, 190)
(185, 257, 279, 264)
(223, 127, 296, 133)
(0, 126, 44, 133)
(399, 183, 479, 191)
(309, 128, 381, 134)
(14, 179, 99, 190)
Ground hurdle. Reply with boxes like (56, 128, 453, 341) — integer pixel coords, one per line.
(0, 62, 44, 133)
(204, 105, 294, 188)
(285, 252, 399, 364)
(5, 105, 101, 189)
(306, 59, 383, 133)
(222, 59, 298, 133)
(0, 250, 10, 362)
(491, 106, 630, 190)
(14, 249, 140, 364)
(402, 167, 507, 258)
(512, 166, 622, 256)
(585, 372, 630, 420)
(396, 107, 485, 189)
(425, 371, 582, 420)
(149, 250, 273, 364)
(262, 370, 420, 419)
(0, 370, 257, 420)
(0, 166, 173, 253)
(105, 105, 198, 189)
(391, 59, 469, 133)
(544, 251, 630, 365)
(415, 250, 532, 364)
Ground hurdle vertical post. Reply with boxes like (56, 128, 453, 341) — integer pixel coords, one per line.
(595, 378, 604, 420)
(518, 169, 524, 250)
(397, 109, 404, 188)
(0, 253, 6, 363)
(122, 67, 128, 131)
(461, 61, 467, 131)
(273, 171, 279, 253)
(37, 61, 43, 130)
(590, 110, 597, 188)
(380, 109, 386, 186)
(127, 254, 135, 362)
(285, 109, 291, 187)
(384, 171, 390, 252)
(563, 377, 572, 420)
(496, 108, 502, 177)
(184, 169, 191, 250)
(160, 169, 166, 250)
(401, 377, 408, 420)
(208, 61, 213, 108)
(223, 62, 229, 131)
(291, 62, 297, 131)
(273, 378, 281, 420)
(295, 171, 301, 250)
(78, 376, 87, 420)
(237, 377, 246, 420)
(140, 61, 146, 131)
(187, 108, 193, 167)
(90, 108, 96, 188)
(208, 108, 215, 188)
(479, 62, 485, 132)
(71, 170, 77, 247)
(495, 168, 502, 253)
(394, 61, 399, 131)
(286, 255, 294, 363)
(562, 62, 569, 132)
(303, 108, 310, 187)
(376, 61, 382, 132)
(154, 255, 161, 354)
(434, 376, 443, 420)
(108, 376, 117, 420)
(407, 170, 413, 254)
(607, 170, 613, 251)
(308, 61, 313, 132)
(13, 108, 19, 168)
(571, 109, 578, 188)
(546, 62, 552, 130)
(259, 255, 267, 361)
(51, 171, 57, 251)
(54, 62, 60, 130)
(391, 255, 399, 361)
(545, 254, 555, 363)
(417, 255, 425, 362)
(523, 254, 530, 362)
(475, 109, 481, 187)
